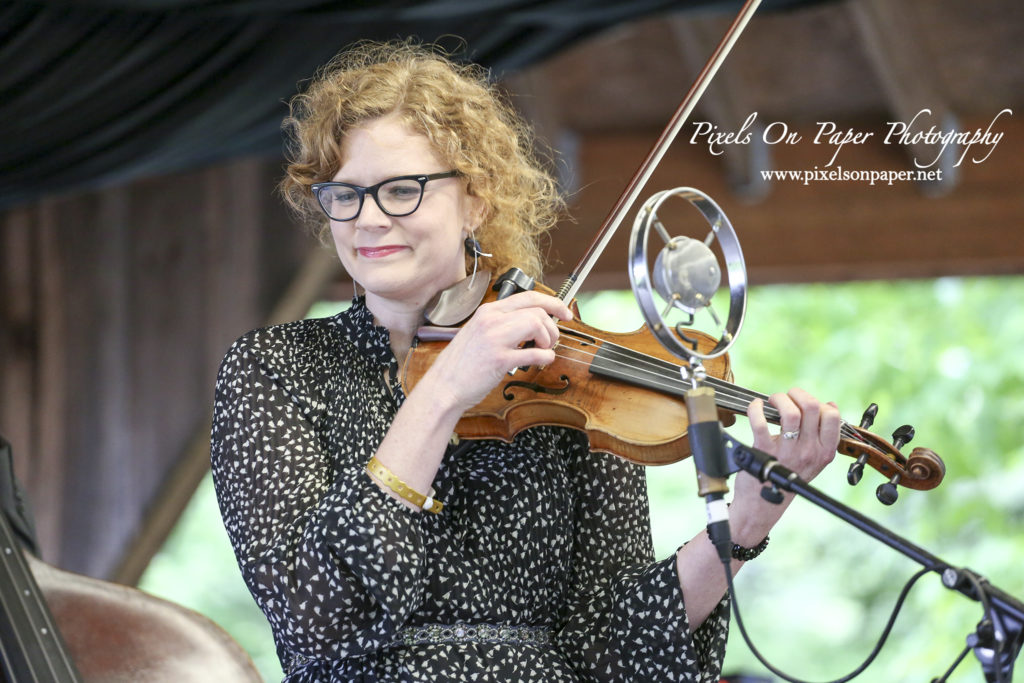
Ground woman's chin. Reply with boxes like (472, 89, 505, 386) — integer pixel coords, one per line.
(361, 276, 440, 308)
(353, 259, 466, 306)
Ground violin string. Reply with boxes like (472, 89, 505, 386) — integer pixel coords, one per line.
(548, 339, 754, 415)
(550, 340, 864, 444)
(548, 329, 865, 444)
(553, 342, 783, 424)
(551, 327, 834, 424)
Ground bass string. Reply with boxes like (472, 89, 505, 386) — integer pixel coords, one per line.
(0, 511, 78, 678)
(548, 327, 865, 444)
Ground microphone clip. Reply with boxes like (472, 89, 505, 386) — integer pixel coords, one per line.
(686, 385, 732, 564)
(679, 358, 708, 390)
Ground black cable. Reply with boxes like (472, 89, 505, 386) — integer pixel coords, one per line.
(932, 643, 972, 683)
(723, 558, 931, 683)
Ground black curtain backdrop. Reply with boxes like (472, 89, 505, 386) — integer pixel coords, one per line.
(0, 0, 813, 209)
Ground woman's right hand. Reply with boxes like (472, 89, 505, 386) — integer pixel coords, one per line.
(420, 291, 573, 413)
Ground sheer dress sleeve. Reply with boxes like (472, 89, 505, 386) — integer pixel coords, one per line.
(555, 431, 730, 682)
(210, 322, 426, 664)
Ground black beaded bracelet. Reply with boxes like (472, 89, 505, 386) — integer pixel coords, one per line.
(731, 535, 769, 561)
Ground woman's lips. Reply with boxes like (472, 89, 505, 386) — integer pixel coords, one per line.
(357, 245, 407, 259)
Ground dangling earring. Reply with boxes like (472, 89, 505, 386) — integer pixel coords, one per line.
(464, 235, 492, 287)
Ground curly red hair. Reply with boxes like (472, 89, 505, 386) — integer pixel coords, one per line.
(279, 39, 564, 279)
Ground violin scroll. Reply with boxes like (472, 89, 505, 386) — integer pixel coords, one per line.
(838, 422, 945, 505)
(905, 447, 946, 488)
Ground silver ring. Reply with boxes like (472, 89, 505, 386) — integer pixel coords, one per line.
(782, 430, 800, 440)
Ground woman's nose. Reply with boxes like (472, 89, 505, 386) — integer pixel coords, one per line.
(352, 192, 391, 229)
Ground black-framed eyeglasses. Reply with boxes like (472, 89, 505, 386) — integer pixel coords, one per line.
(310, 170, 460, 221)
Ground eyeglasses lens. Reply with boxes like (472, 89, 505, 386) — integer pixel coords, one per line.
(319, 179, 424, 221)
(319, 187, 360, 221)
(377, 178, 423, 216)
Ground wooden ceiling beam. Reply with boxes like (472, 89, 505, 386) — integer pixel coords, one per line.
(544, 114, 1024, 290)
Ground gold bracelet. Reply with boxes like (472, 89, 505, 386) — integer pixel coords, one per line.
(366, 456, 444, 514)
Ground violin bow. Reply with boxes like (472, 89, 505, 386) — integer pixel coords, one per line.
(556, 0, 762, 303)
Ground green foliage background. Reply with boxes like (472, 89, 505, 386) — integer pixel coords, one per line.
(141, 277, 1024, 682)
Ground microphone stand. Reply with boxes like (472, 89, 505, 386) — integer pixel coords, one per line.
(723, 435, 1024, 682)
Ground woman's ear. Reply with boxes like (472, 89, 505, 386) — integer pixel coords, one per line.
(462, 194, 486, 233)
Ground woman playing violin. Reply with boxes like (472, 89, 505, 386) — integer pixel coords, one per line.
(210, 40, 841, 682)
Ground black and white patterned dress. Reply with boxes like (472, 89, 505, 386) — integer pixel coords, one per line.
(211, 297, 729, 682)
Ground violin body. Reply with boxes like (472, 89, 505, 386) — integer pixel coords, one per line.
(404, 316, 735, 466)
(402, 277, 944, 492)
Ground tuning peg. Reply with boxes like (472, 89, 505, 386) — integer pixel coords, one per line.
(873, 426, 916, 504)
(859, 403, 879, 429)
(876, 473, 901, 505)
(847, 457, 868, 485)
(871, 426, 916, 504)
(848, 404, 880, 485)
(760, 484, 785, 505)
(892, 424, 915, 449)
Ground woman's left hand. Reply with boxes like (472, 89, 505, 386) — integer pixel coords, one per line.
(748, 387, 841, 482)
(727, 388, 841, 544)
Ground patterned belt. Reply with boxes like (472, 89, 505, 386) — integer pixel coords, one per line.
(285, 623, 554, 673)
(390, 622, 553, 648)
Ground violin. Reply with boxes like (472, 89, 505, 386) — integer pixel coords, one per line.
(401, 278, 945, 497)
(403, 0, 944, 500)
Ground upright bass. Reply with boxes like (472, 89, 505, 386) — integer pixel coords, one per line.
(0, 436, 261, 682)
